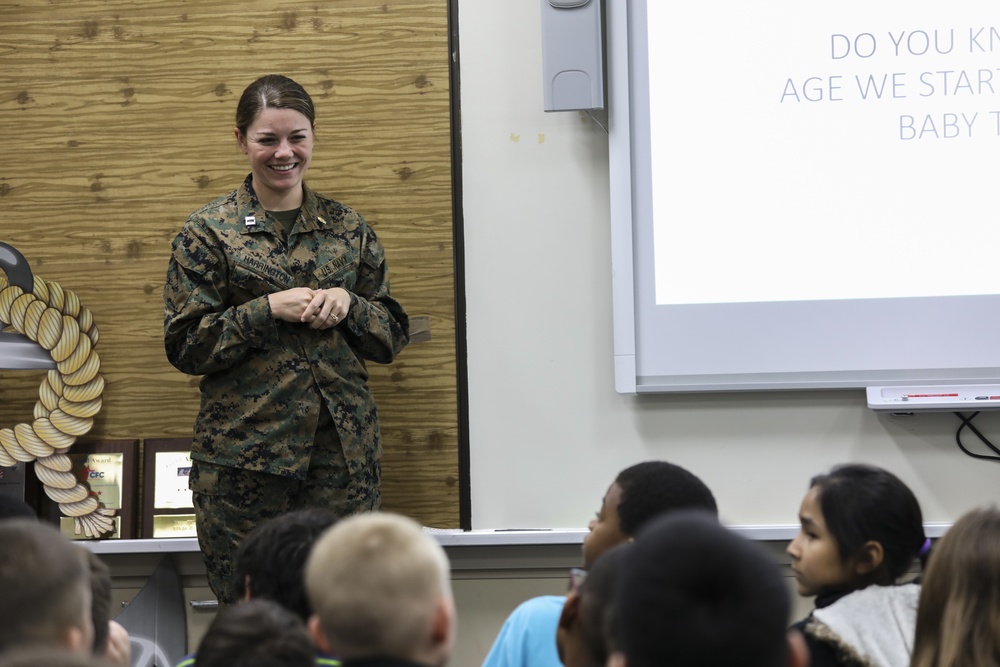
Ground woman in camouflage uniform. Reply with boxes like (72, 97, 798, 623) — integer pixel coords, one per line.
(163, 74, 409, 604)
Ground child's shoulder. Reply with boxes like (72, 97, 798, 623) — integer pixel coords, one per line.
(807, 583, 920, 667)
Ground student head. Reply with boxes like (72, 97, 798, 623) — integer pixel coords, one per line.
(195, 599, 315, 667)
(583, 460, 718, 567)
(0, 519, 94, 653)
(234, 507, 340, 623)
(557, 543, 631, 667)
(911, 506, 1000, 667)
(786, 463, 925, 597)
(305, 512, 455, 667)
(611, 511, 805, 667)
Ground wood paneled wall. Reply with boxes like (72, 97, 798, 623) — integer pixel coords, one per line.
(0, 1, 459, 527)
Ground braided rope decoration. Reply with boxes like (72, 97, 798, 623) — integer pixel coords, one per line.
(0, 274, 115, 538)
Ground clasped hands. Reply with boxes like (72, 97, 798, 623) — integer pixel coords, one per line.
(269, 287, 351, 330)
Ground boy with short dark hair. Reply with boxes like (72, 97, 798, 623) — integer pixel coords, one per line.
(482, 461, 718, 667)
(175, 508, 341, 667)
(234, 507, 340, 623)
(610, 511, 807, 667)
(195, 599, 315, 667)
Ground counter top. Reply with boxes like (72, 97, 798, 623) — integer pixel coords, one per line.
(83, 522, 953, 555)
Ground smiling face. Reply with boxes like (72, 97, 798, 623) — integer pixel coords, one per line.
(236, 106, 314, 209)
(582, 482, 629, 568)
(786, 486, 857, 596)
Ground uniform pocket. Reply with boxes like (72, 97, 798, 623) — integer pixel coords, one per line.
(316, 249, 359, 288)
(361, 241, 384, 270)
(189, 460, 226, 497)
(232, 261, 288, 295)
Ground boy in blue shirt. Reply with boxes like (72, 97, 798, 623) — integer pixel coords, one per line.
(481, 461, 718, 667)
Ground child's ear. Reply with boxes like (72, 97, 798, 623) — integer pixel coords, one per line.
(786, 630, 809, 667)
(62, 625, 87, 653)
(854, 540, 885, 575)
(608, 650, 628, 667)
(430, 596, 455, 647)
(308, 615, 334, 654)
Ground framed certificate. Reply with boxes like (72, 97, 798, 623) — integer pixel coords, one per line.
(30, 439, 138, 540)
(141, 438, 196, 539)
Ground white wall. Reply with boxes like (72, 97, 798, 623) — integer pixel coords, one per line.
(458, 0, 1000, 531)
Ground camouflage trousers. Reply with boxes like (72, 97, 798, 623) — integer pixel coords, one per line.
(189, 413, 381, 605)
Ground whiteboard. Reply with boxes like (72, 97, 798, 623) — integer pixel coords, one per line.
(608, 0, 1000, 394)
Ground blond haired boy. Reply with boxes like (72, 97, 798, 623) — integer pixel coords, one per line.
(305, 512, 455, 667)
